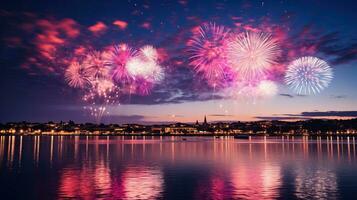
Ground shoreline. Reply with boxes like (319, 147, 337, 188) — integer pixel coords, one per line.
(1, 133, 356, 137)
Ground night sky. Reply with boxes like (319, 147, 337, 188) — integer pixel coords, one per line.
(0, 0, 356, 124)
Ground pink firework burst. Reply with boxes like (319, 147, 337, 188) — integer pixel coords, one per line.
(105, 44, 137, 83)
(83, 50, 111, 78)
(133, 77, 154, 96)
(187, 23, 232, 88)
(65, 61, 92, 88)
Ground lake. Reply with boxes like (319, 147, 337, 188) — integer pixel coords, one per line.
(0, 135, 356, 199)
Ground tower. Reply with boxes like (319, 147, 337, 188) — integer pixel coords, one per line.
(204, 115, 207, 125)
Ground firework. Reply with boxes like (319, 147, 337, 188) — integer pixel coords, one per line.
(126, 46, 164, 82)
(65, 44, 165, 123)
(90, 78, 115, 96)
(285, 56, 333, 95)
(226, 79, 278, 102)
(140, 45, 158, 61)
(65, 62, 91, 88)
(187, 23, 232, 88)
(104, 44, 136, 83)
(83, 78, 120, 123)
(227, 32, 280, 79)
(134, 77, 154, 95)
(83, 51, 110, 78)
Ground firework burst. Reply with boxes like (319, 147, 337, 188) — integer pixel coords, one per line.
(285, 56, 333, 95)
(126, 46, 164, 82)
(64, 43, 165, 122)
(227, 32, 280, 79)
(65, 61, 91, 88)
(104, 44, 137, 83)
(187, 23, 232, 88)
(140, 45, 158, 61)
(83, 50, 111, 78)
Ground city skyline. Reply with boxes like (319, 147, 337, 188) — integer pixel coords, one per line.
(1, 0, 356, 124)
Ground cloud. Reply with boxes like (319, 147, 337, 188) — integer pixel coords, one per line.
(208, 114, 234, 117)
(255, 111, 357, 121)
(331, 95, 347, 99)
(88, 21, 107, 35)
(255, 116, 309, 121)
(296, 111, 357, 117)
(102, 114, 147, 124)
(3, 16, 81, 74)
(140, 22, 151, 29)
(113, 20, 128, 30)
(279, 93, 294, 98)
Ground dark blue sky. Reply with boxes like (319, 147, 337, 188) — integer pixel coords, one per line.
(0, 0, 356, 123)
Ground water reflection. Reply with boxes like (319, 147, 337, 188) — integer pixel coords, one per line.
(231, 163, 281, 199)
(122, 167, 163, 199)
(0, 136, 357, 199)
(295, 167, 337, 199)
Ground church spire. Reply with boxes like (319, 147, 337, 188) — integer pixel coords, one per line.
(204, 115, 207, 124)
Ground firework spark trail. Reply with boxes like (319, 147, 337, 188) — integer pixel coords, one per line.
(82, 78, 121, 123)
(227, 32, 281, 80)
(187, 23, 233, 88)
(65, 61, 92, 88)
(285, 56, 333, 95)
(104, 44, 137, 83)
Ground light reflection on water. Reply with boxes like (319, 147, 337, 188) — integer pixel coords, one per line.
(0, 135, 357, 199)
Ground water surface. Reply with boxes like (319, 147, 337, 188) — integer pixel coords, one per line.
(0, 135, 356, 199)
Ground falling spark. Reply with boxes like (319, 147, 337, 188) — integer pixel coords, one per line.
(83, 78, 120, 123)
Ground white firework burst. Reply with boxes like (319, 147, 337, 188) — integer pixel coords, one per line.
(227, 32, 280, 79)
(126, 46, 164, 82)
(140, 45, 158, 61)
(285, 56, 333, 95)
